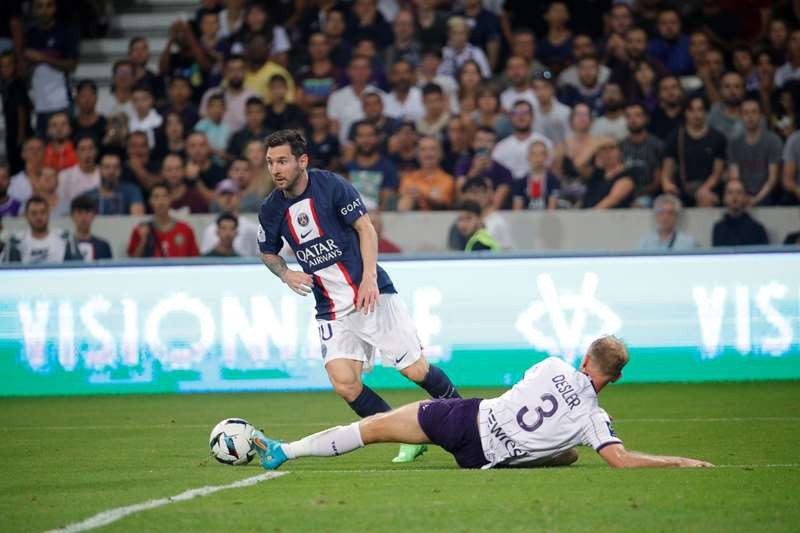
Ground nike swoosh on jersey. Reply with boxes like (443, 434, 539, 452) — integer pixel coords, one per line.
(300, 230, 313, 239)
(395, 352, 408, 364)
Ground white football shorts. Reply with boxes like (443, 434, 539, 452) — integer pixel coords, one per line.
(316, 293, 422, 371)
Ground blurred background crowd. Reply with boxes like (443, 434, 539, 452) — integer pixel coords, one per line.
(0, 0, 799, 263)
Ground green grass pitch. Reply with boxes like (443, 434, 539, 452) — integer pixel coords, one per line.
(1, 382, 798, 532)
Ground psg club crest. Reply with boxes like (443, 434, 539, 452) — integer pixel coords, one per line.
(297, 213, 310, 227)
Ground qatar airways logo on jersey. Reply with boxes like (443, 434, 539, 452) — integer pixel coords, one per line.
(514, 273, 621, 365)
(295, 238, 343, 267)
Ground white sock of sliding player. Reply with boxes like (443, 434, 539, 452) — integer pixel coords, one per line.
(282, 422, 364, 459)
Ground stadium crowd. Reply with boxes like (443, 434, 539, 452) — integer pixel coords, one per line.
(1, 0, 800, 263)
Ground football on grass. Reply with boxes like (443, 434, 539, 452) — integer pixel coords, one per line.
(209, 418, 256, 465)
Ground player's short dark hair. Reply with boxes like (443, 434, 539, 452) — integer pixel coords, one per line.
(265, 130, 308, 159)
(422, 83, 443, 97)
(457, 200, 483, 216)
(70, 194, 97, 213)
(217, 212, 238, 228)
(245, 96, 265, 108)
(25, 195, 48, 212)
(462, 177, 489, 193)
(587, 335, 629, 378)
(76, 79, 97, 94)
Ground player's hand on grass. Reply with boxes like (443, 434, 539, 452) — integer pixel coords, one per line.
(679, 458, 714, 467)
(282, 270, 314, 296)
(357, 276, 379, 314)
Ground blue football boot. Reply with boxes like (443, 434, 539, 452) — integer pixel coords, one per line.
(251, 429, 288, 470)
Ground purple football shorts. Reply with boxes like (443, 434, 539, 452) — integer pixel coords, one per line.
(417, 397, 489, 469)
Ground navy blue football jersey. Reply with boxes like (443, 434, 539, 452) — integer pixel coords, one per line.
(258, 169, 396, 320)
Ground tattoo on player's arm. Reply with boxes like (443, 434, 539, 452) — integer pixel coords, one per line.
(261, 253, 288, 280)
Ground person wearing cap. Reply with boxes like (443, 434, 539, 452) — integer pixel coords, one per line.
(455, 200, 501, 252)
(581, 138, 635, 209)
(200, 178, 260, 256)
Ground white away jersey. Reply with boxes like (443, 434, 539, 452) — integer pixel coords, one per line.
(478, 357, 621, 468)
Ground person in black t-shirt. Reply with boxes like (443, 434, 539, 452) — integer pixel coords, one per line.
(0, 51, 32, 175)
(70, 194, 112, 261)
(306, 103, 341, 171)
(582, 139, 635, 209)
(648, 75, 684, 140)
(71, 80, 107, 148)
(662, 95, 726, 207)
(712, 179, 769, 247)
(264, 75, 307, 132)
(185, 131, 226, 205)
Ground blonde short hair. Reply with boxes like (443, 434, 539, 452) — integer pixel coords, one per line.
(587, 335, 629, 377)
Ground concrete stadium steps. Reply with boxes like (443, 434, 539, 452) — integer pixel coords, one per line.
(73, 60, 161, 87)
(110, 12, 193, 38)
(80, 37, 169, 63)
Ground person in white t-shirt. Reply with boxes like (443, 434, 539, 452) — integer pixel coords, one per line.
(1, 196, 81, 264)
(9, 137, 46, 204)
(128, 84, 163, 149)
(57, 136, 101, 206)
(250, 335, 713, 470)
(383, 59, 425, 122)
(500, 55, 539, 112)
(492, 100, 554, 180)
(200, 178, 260, 256)
(327, 56, 385, 144)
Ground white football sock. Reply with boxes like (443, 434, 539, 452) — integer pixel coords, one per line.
(282, 422, 364, 459)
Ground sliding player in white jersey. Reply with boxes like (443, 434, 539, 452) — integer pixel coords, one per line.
(252, 336, 713, 469)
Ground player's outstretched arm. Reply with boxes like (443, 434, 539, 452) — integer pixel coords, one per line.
(352, 214, 379, 314)
(598, 443, 713, 468)
(260, 252, 313, 296)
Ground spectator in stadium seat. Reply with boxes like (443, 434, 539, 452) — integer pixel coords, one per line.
(0, 51, 32, 175)
(57, 136, 100, 207)
(384, 59, 425, 123)
(242, 32, 295, 106)
(128, 37, 166, 106)
(307, 103, 341, 172)
(98, 60, 136, 120)
(638, 194, 698, 251)
(349, 0, 392, 51)
(159, 19, 214, 102)
(345, 121, 399, 210)
(203, 179, 259, 255)
(387, 120, 420, 173)
(416, 48, 459, 113)
(398, 136, 455, 211)
(455, 127, 512, 206)
(384, 9, 421, 68)
(85, 152, 145, 216)
(323, 9, 352, 70)
(162, 153, 208, 214)
(346, 91, 400, 159)
(765, 18, 789, 65)
(219, 2, 291, 68)
(512, 140, 560, 211)
(455, 0, 502, 71)
(71, 80, 107, 149)
(662, 95, 726, 207)
(590, 83, 629, 141)
(199, 55, 256, 134)
(369, 210, 401, 253)
(30, 166, 65, 215)
(123, 131, 161, 193)
(455, 200, 501, 252)
(621, 103, 663, 207)
(264, 75, 307, 132)
(500, 55, 538, 112)
(507, 29, 547, 81)
(557, 55, 605, 114)
(0, 1, 22, 56)
(204, 213, 239, 257)
(196, 9, 223, 69)
(350, 37, 390, 93)
(442, 117, 471, 176)
(24, 0, 78, 137)
(531, 70, 571, 146)
(732, 46, 760, 94)
(492, 100, 554, 181)
(439, 17, 491, 79)
(195, 93, 231, 165)
(2, 196, 81, 263)
(127, 182, 200, 258)
(648, 75, 684, 140)
(161, 77, 200, 133)
(692, 47, 726, 104)
(296, 33, 341, 110)
(600, 3, 634, 63)
(414, 0, 448, 49)
(727, 98, 782, 206)
(647, 8, 692, 76)
(416, 83, 451, 139)
(226, 96, 269, 160)
(557, 34, 610, 91)
(537, 1, 573, 73)
(774, 29, 800, 89)
(461, 177, 513, 249)
(707, 72, 747, 142)
(43, 112, 78, 172)
(607, 27, 669, 103)
(70, 195, 111, 261)
(581, 139, 634, 209)
(152, 111, 187, 162)
(552, 103, 602, 203)
(129, 84, 163, 150)
(0, 162, 21, 217)
(8, 137, 45, 205)
(712, 179, 768, 247)
(782, 129, 800, 205)
(185, 132, 226, 204)
(454, 60, 484, 119)
(328, 56, 384, 144)
(242, 138, 273, 200)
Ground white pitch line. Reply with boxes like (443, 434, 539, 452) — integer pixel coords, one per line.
(4, 417, 799, 432)
(286, 463, 800, 473)
(42, 471, 288, 533)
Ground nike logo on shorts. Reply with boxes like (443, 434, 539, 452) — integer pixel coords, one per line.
(395, 352, 408, 364)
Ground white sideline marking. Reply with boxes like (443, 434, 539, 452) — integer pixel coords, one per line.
(43, 471, 287, 533)
(5, 417, 799, 432)
(289, 463, 800, 473)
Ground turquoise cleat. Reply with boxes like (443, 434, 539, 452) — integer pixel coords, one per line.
(251, 429, 288, 470)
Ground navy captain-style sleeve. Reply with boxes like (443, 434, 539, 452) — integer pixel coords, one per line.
(331, 172, 368, 225)
(257, 203, 284, 255)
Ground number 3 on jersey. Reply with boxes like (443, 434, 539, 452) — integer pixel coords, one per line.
(516, 394, 558, 432)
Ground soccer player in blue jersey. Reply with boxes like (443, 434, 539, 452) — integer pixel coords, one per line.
(257, 130, 461, 463)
